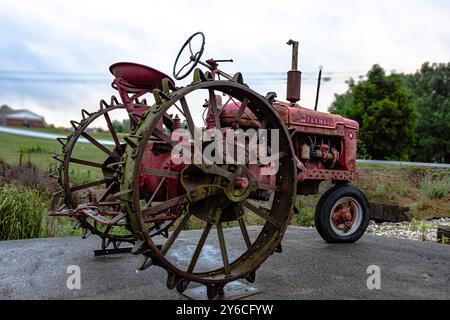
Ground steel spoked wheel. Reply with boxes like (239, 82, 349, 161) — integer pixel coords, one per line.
(315, 184, 370, 243)
(51, 97, 173, 246)
(51, 97, 132, 244)
(120, 79, 297, 298)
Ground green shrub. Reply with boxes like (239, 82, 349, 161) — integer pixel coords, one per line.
(420, 174, 450, 200)
(0, 184, 57, 240)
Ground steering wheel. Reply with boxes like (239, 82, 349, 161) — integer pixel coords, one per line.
(173, 32, 205, 80)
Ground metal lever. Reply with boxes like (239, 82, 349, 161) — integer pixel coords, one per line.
(200, 59, 234, 80)
(213, 59, 234, 63)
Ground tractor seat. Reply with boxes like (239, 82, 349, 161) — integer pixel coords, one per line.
(109, 62, 174, 91)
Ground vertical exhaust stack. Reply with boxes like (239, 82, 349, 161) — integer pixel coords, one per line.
(286, 39, 301, 104)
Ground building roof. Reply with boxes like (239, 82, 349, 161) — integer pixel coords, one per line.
(0, 107, 45, 122)
(5, 111, 45, 121)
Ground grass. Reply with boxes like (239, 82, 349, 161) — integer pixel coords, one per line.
(0, 132, 107, 171)
(439, 235, 449, 245)
(293, 196, 316, 227)
(354, 164, 449, 219)
(420, 173, 450, 200)
(0, 160, 80, 240)
(410, 218, 429, 241)
(0, 183, 77, 240)
(0, 132, 60, 168)
(0, 128, 124, 184)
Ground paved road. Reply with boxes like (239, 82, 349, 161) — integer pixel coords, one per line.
(0, 125, 115, 146)
(0, 226, 449, 300)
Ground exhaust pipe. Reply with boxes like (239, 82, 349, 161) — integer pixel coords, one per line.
(286, 39, 301, 104)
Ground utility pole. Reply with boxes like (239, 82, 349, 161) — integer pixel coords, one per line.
(314, 66, 322, 111)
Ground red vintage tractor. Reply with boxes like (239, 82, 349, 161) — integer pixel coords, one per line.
(49, 32, 370, 299)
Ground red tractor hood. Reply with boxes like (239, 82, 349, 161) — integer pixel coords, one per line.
(273, 101, 359, 130)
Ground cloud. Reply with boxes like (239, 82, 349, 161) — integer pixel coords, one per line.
(0, 0, 449, 126)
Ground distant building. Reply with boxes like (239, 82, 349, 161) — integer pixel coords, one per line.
(0, 105, 45, 128)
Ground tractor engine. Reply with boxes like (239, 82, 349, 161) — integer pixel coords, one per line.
(213, 96, 359, 197)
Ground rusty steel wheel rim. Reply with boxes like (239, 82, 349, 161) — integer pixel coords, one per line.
(53, 99, 130, 242)
(54, 98, 174, 244)
(120, 78, 297, 291)
(329, 196, 363, 236)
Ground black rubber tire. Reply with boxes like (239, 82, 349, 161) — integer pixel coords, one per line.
(315, 184, 370, 243)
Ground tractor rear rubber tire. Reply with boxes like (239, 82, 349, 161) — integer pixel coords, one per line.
(315, 184, 370, 243)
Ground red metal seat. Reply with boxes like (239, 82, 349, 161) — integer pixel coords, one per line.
(109, 62, 174, 91)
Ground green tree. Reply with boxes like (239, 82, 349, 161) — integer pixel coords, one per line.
(330, 65, 417, 160)
(121, 118, 131, 133)
(405, 62, 450, 163)
(112, 119, 123, 133)
(111, 118, 130, 133)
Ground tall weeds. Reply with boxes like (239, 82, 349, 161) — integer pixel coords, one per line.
(0, 160, 58, 195)
(420, 174, 450, 200)
(0, 184, 58, 240)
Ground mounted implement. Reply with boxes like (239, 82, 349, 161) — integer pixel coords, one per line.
(49, 32, 370, 299)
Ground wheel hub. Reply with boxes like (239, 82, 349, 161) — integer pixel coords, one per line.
(330, 197, 362, 235)
(180, 164, 255, 223)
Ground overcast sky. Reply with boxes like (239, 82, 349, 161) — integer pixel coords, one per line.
(0, 0, 449, 127)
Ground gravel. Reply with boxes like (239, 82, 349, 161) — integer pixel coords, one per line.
(366, 218, 450, 242)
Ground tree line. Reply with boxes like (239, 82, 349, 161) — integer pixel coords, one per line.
(329, 62, 449, 163)
(111, 118, 130, 133)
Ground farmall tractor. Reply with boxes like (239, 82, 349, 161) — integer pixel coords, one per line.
(49, 32, 370, 299)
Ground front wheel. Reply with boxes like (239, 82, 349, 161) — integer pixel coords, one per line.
(315, 184, 370, 243)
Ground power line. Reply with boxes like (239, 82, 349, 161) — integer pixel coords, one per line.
(0, 67, 418, 77)
(0, 70, 106, 76)
(0, 77, 108, 83)
(0, 67, 418, 85)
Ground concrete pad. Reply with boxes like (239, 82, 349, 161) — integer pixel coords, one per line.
(0, 226, 449, 300)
